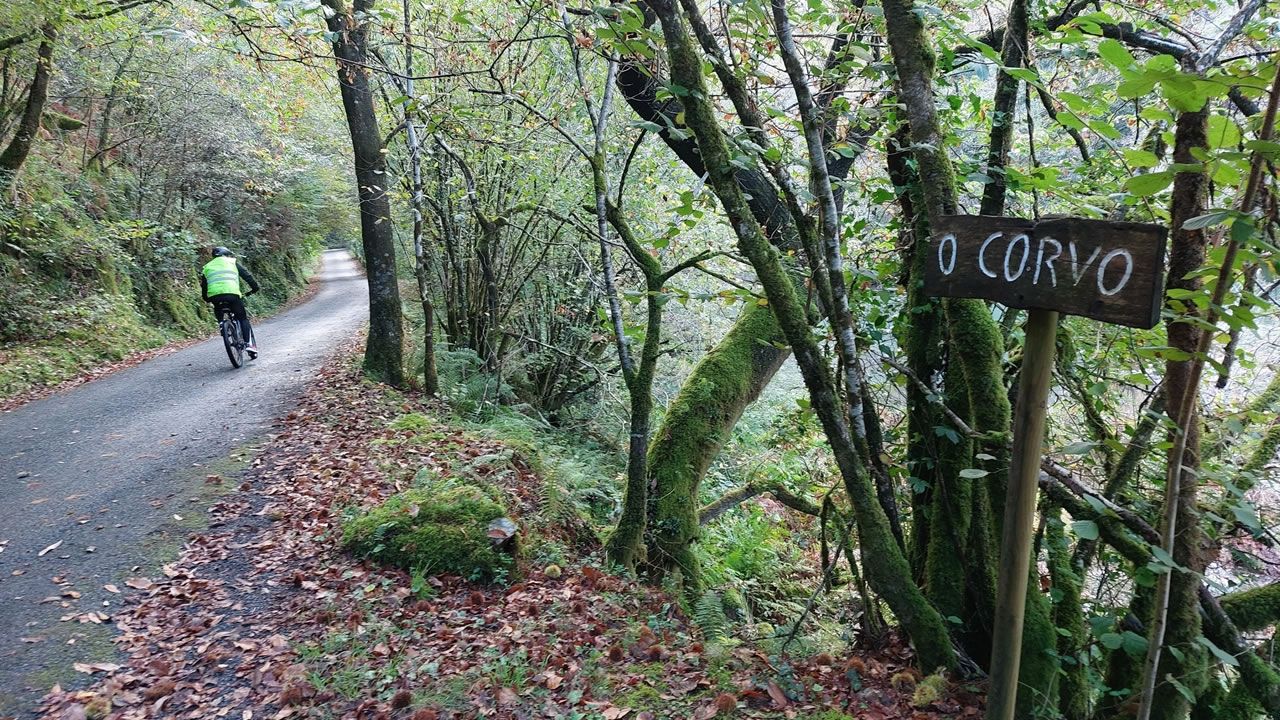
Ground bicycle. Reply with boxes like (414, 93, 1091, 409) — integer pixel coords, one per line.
(213, 291, 256, 369)
(218, 306, 246, 368)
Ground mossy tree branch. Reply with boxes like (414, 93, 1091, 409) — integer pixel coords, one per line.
(649, 0, 956, 671)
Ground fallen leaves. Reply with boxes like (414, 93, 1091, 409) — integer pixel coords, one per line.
(142, 679, 176, 701)
(72, 662, 121, 674)
(36, 341, 984, 720)
(38, 539, 63, 556)
(496, 687, 519, 705)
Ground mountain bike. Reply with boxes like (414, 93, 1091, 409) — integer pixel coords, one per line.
(218, 306, 247, 368)
(213, 291, 256, 369)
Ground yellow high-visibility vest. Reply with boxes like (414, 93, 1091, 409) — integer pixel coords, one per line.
(202, 256, 242, 297)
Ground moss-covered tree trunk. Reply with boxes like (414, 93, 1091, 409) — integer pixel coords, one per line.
(1047, 514, 1090, 720)
(610, 11, 802, 584)
(886, 131, 943, 581)
(650, 0, 956, 671)
(605, 282, 660, 572)
(881, 0, 1057, 708)
(602, 202, 671, 573)
(641, 302, 788, 585)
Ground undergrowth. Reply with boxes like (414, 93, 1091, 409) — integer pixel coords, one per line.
(393, 326, 853, 660)
(0, 154, 326, 401)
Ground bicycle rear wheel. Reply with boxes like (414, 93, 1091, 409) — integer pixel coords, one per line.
(221, 313, 244, 368)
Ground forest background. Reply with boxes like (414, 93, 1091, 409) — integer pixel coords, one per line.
(2, 0, 1280, 718)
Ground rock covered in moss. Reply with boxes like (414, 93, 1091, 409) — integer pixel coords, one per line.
(341, 485, 516, 582)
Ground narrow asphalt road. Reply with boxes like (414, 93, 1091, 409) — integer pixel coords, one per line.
(0, 249, 368, 717)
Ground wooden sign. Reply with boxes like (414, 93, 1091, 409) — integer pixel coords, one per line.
(924, 215, 1168, 329)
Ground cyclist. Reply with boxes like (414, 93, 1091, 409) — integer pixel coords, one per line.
(200, 246, 261, 359)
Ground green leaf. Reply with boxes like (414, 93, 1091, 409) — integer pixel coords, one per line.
(1097, 39, 1136, 69)
(1071, 520, 1100, 540)
(1207, 115, 1242, 149)
(1212, 161, 1243, 186)
(1006, 67, 1039, 83)
(1117, 76, 1156, 98)
(1058, 92, 1091, 113)
(1151, 545, 1176, 567)
(1160, 74, 1208, 111)
(1099, 632, 1124, 650)
(1168, 675, 1196, 703)
(1182, 210, 1234, 230)
(1139, 106, 1174, 123)
(1231, 503, 1262, 533)
(1195, 636, 1240, 667)
(1089, 615, 1115, 637)
(1230, 219, 1256, 245)
(1083, 493, 1108, 515)
(1120, 631, 1148, 657)
(1125, 171, 1174, 196)
(1058, 113, 1086, 131)
(1144, 54, 1178, 75)
(1123, 149, 1159, 168)
(1089, 120, 1122, 140)
(959, 468, 989, 479)
(1062, 441, 1099, 455)
(1244, 139, 1280, 156)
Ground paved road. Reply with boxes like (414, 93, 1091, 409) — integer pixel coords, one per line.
(0, 250, 367, 716)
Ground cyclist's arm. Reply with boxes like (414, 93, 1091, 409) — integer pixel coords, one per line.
(237, 264, 261, 295)
(200, 274, 209, 302)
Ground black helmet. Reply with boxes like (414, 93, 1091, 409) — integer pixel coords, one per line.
(212, 246, 233, 257)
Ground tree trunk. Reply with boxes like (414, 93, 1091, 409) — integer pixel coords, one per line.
(977, 0, 1029, 217)
(0, 23, 55, 196)
(321, 0, 405, 386)
(881, 0, 1057, 707)
(1047, 514, 1090, 720)
(651, 0, 956, 672)
(886, 129, 942, 581)
(606, 277, 661, 572)
(1148, 106, 1212, 720)
(640, 301, 787, 583)
(401, 0, 438, 395)
(87, 33, 139, 173)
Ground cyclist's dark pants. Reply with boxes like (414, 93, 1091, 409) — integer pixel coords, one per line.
(209, 294, 253, 345)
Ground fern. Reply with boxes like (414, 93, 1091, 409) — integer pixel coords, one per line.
(694, 590, 731, 642)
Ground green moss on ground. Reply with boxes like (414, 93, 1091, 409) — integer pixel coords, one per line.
(342, 485, 516, 582)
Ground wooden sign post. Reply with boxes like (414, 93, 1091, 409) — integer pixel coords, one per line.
(923, 216, 1166, 720)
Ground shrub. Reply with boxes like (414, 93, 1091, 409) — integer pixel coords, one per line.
(341, 485, 516, 583)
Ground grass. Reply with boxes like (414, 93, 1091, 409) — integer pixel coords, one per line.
(127, 442, 253, 573)
(9, 621, 118, 713)
(0, 295, 174, 399)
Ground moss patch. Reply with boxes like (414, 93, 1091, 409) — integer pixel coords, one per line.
(1221, 581, 1280, 633)
(342, 486, 515, 582)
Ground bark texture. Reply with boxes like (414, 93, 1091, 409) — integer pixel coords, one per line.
(0, 24, 56, 196)
(323, 0, 405, 385)
(1149, 106, 1212, 720)
(641, 303, 786, 585)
